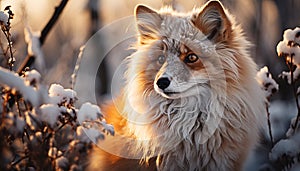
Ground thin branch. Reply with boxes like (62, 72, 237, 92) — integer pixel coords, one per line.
(266, 103, 274, 147)
(0, 67, 42, 107)
(10, 155, 29, 167)
(17, 54, 35, 75)
(2, 30, 14, 71)
(1, 6, 15, 71)
(55, 119, 70, 132)
(40, 0, 68, 45)
(289, 57, 300, 131)
(17, 0, 69, 74)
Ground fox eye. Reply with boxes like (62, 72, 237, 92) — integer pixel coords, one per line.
(158, 55, 165, 64)
(184, 54, 199, 63)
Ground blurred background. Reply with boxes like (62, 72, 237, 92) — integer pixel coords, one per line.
(0, 0, 299, 170)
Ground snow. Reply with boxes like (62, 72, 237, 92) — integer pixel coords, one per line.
(286, 117, 298, 137)
(99, 120, 115, 136)
(0, 11, 8, 25)
(49, 83, 65, 96)
(269, 138, 300, 161)
(76, 125, 104, 143)
(256, 66, 279, 97)
(269, 133, 300, 161)
(48, 84, 77, 105)
(76, 103, 114, 140)
(295, 28, 300, 45)
(0, 66, 46, 107)
(282, 27, 300, 44)
(64, 88, 77, 103)
(283, 29, 295, 42)
(286, 127, 295, 138)
(24, 69, 41, 86)
(40, 104, 60, 127)
(276, 41, 289, 56)
(77, 102, 101, 123)
(277, 42, 300, 65)
(76, 126, 91, 143)
(24, 27, 45, 73)
(277, 27, 300, 66)
(281, 71, 292, 84)
(84, 127, 104, 142)
(280, 67, 300, 84)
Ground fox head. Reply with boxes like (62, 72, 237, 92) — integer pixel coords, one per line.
(131, 0, 242, 100)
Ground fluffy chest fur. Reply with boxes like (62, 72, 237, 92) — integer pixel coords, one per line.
(123, 75, 264, 171)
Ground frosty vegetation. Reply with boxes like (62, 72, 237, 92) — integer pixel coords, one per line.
(252, 27, 300, 171)
(0, 5, 114, 171)
(0, 66, 114, 170)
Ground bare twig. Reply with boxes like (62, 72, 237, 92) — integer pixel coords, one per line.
(288, 57, 300, 131)
(17, 54, 34, 75)
(266, 102, 274, 147)
(1, 6, 15, 71)
(17, 0, 69, 74)
(39, 0, 68, 45)
(10, 155, 29, 167)
(2, 30, 14, 71)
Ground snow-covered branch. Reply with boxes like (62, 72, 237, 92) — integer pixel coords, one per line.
(0, 67, 47, 107)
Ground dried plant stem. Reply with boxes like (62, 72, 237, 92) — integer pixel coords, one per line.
(266, 103, 274, 147)
(17, 0, 69, 74)
(292, 86, 300, 130)
(2, 30, 14, 71)
(10, 155, 29, 167)
(0, 6, 15, 71)
(287, 56, 300, 131)
(39, 0, 68, 45)
(71, 46, 85, 89)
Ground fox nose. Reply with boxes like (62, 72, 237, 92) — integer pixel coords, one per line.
(156, 77, 170, 90)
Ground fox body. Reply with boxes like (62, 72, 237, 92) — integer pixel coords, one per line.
(89, 1, 265, 171)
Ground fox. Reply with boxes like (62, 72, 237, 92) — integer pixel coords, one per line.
(88, 0, 266, 171)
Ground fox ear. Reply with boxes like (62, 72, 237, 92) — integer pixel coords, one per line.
(192, 1, 231, 42)
(135, 5, 162, 44)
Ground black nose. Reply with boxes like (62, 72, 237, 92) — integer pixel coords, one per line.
(156, 77, 170, 90)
